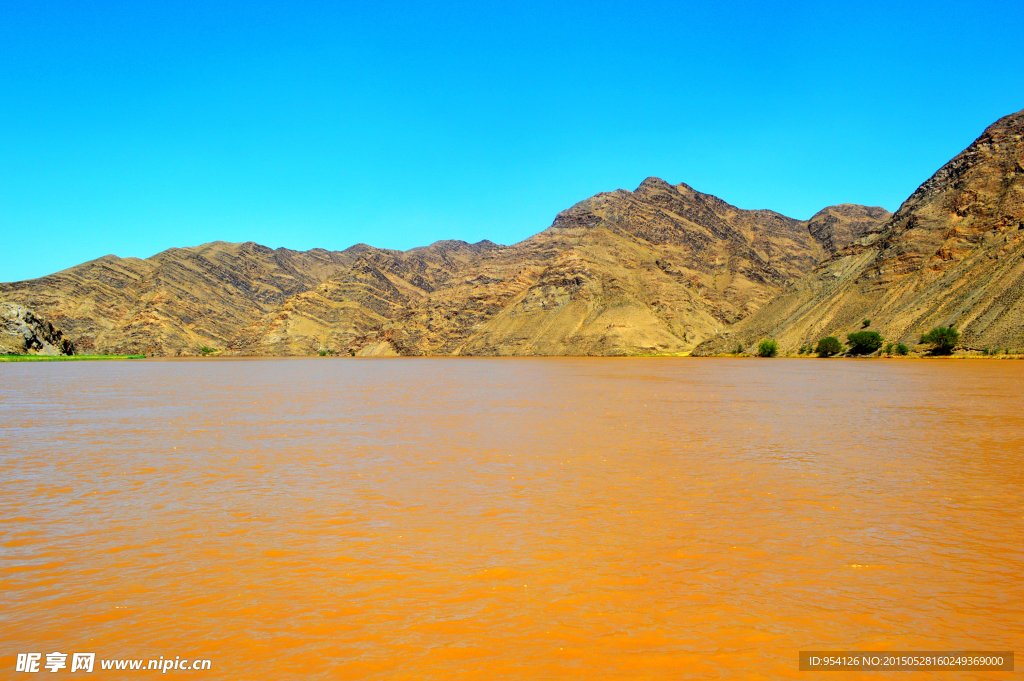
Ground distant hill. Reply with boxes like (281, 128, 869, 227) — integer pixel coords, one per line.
(694, 107, 1024, 355)
(0, 179, 887, 356)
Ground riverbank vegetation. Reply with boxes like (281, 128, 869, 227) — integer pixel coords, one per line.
(846, 331, 884, 355)
(757, 340, 778, 357)
(814, 336, 843, 357)
(920, 326, 960, 355)
(738, 324, 1018, 359)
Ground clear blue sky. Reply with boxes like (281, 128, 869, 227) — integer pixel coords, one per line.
(2, 0, 1022, 282)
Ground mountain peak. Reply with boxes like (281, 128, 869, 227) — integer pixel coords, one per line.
(635, 176, 673, 192)
(901, 107, 1024, 211)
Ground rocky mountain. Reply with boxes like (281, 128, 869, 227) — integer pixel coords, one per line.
(350, 180, 888, 356)
(805, 204, 893, 255)
(228, 239, 501, 356)
(0, 177, 893, 357)
(0, 242, 360, 355)
(694, 107, 1024, 355)
(1, 302, 75, 355)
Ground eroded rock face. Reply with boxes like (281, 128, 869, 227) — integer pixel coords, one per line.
(0, 302, 75, 355)
(694, 107, 1024, 355)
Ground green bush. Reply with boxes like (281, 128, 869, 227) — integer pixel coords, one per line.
(200, 346, 216, 354)
(920, 326, 959, 354)
(734, 343, 744, 355)
(884, 342, 894, 355)
(981, 347, 990, 356)
(846, 330, 884, 355)
(757, 339, 778, 357)
(894, 343, 909, 356)
(318, 349, 328, 356)
(861, 319, 871, 328)
(815, 336, 842, 357)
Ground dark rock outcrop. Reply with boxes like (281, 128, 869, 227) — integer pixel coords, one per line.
(0, 302, 75, 355)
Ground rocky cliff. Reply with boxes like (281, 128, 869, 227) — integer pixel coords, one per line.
(1, 302, 75, 355)
(694, 107, 1024, 355)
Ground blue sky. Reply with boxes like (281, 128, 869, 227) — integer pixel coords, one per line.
(2, 0, 1022, 282)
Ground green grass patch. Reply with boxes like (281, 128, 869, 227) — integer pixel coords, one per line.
(0, 354, 146, 362)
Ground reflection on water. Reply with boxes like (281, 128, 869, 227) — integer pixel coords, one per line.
(2, 358, 1022, 679)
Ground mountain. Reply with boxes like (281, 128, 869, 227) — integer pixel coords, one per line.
(8, 108, 1019, 358)
(227, 239, 502, 356)
(0, 181, 886, 356)
(350, 179, 888, 356)
(694, 107, 1024, 355)
(0, 242, 358, 355)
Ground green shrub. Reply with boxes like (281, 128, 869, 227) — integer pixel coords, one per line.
(861, 319, 871, 328)
(846, 330, 884, 355)
(981, 347, 990, 356)
(318, 349, 328, 356)
(757, 339, 778, 357)
(894, 343, 909, 356)
(815, 336, 842, 357)
(734, 343, 744, 355)
(348, 348, 357, 357)
(920, 326, 959, 354)
(200, 346, 216, 354)
(884, 342, 894, 355)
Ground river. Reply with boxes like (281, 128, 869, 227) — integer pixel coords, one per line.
(2, 358, 1021, 679)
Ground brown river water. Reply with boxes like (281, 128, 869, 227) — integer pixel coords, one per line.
(2, 358, 1022, 679)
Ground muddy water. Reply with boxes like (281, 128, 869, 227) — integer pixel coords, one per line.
(1, 358, 1022, 679)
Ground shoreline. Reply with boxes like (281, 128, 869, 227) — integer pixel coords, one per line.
(5, 353, 1020, 362)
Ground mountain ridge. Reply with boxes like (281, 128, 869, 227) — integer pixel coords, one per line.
(1, 182, 887, 356)
(8, 108, 1021, 357)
